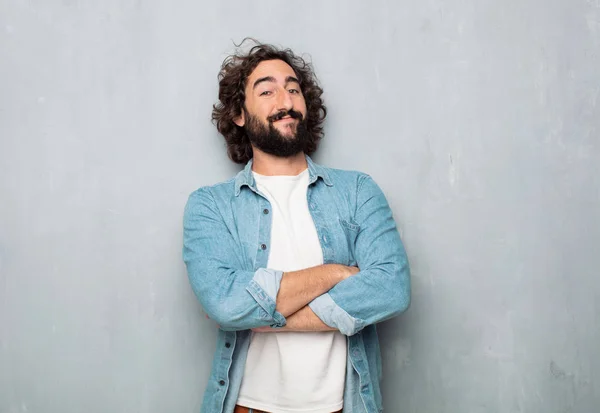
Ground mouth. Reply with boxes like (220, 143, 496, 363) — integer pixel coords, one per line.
(273, 116, 295, 123)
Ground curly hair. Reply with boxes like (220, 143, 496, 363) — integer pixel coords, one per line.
(212, 40, 327, 164)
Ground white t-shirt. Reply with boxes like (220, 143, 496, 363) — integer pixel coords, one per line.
(236, 169, 347, 413)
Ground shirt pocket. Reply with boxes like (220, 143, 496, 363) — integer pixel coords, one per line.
(339, 218, 360, 266)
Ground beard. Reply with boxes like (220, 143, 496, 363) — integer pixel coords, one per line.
(243, 108, 309, 158)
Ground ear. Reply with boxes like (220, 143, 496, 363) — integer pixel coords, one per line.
(233, 110, 245, 127)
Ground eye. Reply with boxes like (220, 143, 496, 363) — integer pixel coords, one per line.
(288, 88, 300, 94)
(260, 90, 272, 96)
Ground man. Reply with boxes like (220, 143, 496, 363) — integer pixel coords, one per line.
(183, 41, 411, 413)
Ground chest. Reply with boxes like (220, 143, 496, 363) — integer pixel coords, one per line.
(229, 183, 360, 271)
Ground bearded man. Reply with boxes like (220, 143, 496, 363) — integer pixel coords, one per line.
(183, 41, 411, 413)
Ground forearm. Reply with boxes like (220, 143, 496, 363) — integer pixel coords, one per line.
(306, 173, 411, 336)
(309, 262, 410, 336)
(188, 267, 287, 331)
(254, 305, 337, 332)
(275, 264, 355, 317)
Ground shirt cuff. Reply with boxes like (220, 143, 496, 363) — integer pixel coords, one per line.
(246, 268, 286, 328)
(309, 293, 365, 336)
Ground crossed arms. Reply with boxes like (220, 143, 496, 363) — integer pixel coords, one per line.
(183, 175, 410, 336)
(251, 264, 360, 333)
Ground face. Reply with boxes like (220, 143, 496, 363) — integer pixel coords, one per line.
(234, 59, 309, 157)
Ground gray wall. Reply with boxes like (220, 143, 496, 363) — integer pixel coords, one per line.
(1, 1, 599, 412)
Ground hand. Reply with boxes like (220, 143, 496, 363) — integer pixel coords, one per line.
(252, 326, 276, 333)
(205, 313, 220, 329)
(342, 265, 360, 280)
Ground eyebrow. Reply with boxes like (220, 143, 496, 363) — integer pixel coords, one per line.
(252, 75, 300, 90)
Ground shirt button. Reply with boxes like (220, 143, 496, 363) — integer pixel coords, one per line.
(219, 380, 225, 386)
(260, 244, 267, 250)
(263, 208, 269, 214)
(225, 342, 231, 348)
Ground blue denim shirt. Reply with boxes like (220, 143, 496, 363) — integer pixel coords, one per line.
(183, 156, 411, 413)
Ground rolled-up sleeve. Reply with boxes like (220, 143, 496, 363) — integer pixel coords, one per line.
(310, 174, 411, 336)
(247, 269, 286, 327)
(309, 293, 365, 336)
(183, 188, 286, 331)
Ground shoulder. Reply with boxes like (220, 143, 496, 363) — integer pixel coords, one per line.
(318, 165, 390, 211)
(319, 164, 376, 192)
(188, 177, 236, 199)
(185, 176, 237, 216)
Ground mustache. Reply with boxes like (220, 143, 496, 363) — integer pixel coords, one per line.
(267, 109, 304, 123)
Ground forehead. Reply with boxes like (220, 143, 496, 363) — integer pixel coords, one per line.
(247, 59, 297, 85)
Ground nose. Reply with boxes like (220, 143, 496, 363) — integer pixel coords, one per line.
(276, 87, 293, 112)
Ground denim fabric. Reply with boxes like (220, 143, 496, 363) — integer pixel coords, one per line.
(183, 156, 411, 413)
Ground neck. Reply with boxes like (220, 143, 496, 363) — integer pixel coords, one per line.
(251, 148, 307, 176)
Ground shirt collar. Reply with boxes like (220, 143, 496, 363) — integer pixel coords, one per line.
(234, 154, 333, 196)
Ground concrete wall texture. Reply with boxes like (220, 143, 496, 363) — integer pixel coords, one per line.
(1, 1, 599, 412)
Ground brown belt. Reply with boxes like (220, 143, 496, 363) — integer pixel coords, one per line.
(234, 405, 342, 413)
